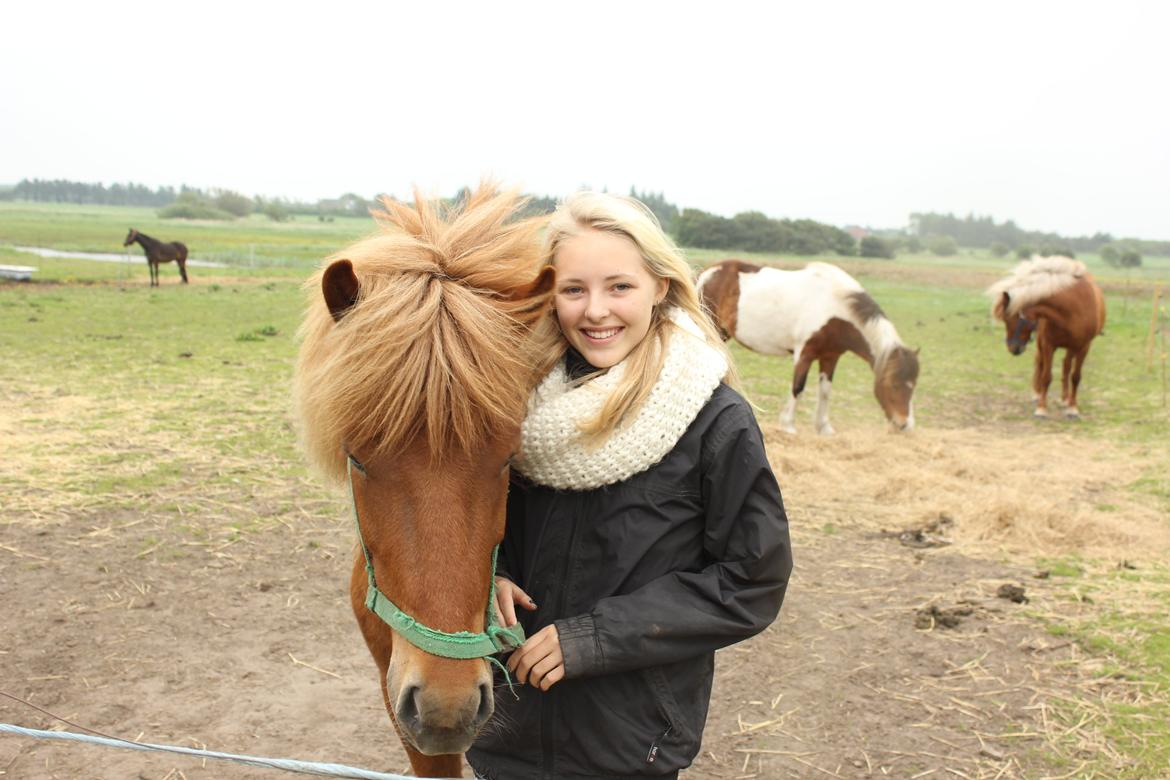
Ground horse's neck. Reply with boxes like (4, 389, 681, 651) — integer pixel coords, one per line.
(134, 233, 160, 251)
(857, 315, 904, 367)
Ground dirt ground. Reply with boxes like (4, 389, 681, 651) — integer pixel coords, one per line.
(2, 420, 1166, 779)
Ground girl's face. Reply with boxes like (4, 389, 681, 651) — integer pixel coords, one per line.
(553, 228, 669, 369)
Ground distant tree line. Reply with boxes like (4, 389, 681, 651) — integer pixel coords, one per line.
(0, 178, 378, 223)
(674, 209, 857, 256)
(911, 211, 1168, 259)
(629, 188, 679, 233)
(2, 178, 178, 206)
(7, 178, 1162, 259)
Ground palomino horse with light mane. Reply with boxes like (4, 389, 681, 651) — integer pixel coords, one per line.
(123, 228, 189, 286)
(294, 186, 554, 776)
(699, 259, 919, 433)
(988, 256, 1105, 418)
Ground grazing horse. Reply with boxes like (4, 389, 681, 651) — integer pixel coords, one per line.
(988, 256, 1105, 418)
(123, 228, 189, 286)
(294, 186, 554, 777)
(698, 259, 919, 433)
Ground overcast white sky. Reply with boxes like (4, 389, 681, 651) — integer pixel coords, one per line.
(3, 1, 1167, 239)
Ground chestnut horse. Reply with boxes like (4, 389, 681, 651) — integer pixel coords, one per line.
(988, 256, 1105, 418)
(123, 228, 189, 286)
(699, 259, 919, 433)
(294, 186, 554, 776)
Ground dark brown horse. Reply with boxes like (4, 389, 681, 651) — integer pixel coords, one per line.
(123, 228, 189, 286)
(294, 186, 553, 776)
(989, 256, 1106, 418)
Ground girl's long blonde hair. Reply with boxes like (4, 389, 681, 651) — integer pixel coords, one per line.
(531, 191, 737, 443)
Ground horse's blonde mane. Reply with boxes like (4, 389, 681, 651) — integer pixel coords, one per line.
(987, 256, 1087, 317)
(294, 185, 549, 481)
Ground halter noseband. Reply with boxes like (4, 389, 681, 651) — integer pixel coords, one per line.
(1008, 311, 1037, 348)
(345, 455, 525, 660)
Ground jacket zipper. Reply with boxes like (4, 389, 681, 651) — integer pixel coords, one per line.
(646, 724, 673, 763)
(542, 493, 581, 778)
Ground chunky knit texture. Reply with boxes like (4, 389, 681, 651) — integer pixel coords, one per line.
(513, 309, 728, 490)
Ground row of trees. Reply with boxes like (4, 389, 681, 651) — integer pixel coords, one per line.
(2, 178, 179, 206)
(859, 232, 1148, 266)
(0, 178, 374, 222)
(911, 211, 1168, 259)
(156, 189, 294, 222)
(674, 209, 857, 255)
(0, 179, 856, 254)
(4, 178, 1163, 260)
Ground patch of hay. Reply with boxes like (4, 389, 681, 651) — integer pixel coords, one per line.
(765, 425, 1170, 562)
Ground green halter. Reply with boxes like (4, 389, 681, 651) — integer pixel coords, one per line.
(346, 456, 526, 660)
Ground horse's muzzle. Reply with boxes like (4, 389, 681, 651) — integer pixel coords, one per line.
(394, 680, 494, 755)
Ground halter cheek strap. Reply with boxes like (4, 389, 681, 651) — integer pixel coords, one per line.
(346, 456, 526, 663)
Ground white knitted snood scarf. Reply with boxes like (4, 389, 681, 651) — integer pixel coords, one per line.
(513, 308, 728, 491)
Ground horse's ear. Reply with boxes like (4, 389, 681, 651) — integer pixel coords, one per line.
(504, 266, 556, 327)
(995, 291, 1010, 319)
(322, 259, 360, 322)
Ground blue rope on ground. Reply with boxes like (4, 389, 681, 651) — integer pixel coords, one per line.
(0, 723, 452, 780)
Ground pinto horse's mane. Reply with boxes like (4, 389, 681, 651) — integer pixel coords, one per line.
(987, 256, 1087, 318)
(802, 263, 906, 361)
(294, 185, 549, 480)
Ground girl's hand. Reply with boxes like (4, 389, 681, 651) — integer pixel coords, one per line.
(493, 576, 537, 628)
(507, 624, 565, 691)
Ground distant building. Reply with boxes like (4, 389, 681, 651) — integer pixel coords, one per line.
(845, 225, 870, 241)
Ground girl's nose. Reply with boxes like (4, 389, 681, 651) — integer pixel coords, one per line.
(585, 298, 610, 321)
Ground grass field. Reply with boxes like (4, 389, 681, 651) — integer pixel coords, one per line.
(3, 201, 1170, 776)
(0, 201, 375, 266)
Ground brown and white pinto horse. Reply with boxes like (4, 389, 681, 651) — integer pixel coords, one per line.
(699, 259, 919, 434)
(988, 256, 1105, 418)
(294, 186, 553, 776)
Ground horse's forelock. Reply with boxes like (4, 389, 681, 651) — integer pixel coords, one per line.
(295, 185, 547, 480)
(878, 345, 919, 385)
(987, 256, 1086, 318)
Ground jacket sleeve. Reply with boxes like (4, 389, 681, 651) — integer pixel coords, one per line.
(556, 402, 792, 678)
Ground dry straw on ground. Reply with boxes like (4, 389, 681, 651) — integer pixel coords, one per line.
(765, 424, 1170, 563)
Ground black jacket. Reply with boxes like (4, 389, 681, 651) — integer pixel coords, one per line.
(468, 370, 791, 780)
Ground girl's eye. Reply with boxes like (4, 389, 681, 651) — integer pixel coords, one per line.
(613, 283, 632, 292)
(560, 286, 584, 296)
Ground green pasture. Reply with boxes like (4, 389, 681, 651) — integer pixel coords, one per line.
(3, 202, 1170, 774)
(6, 199, 1170, 280)
(0, 201, 374, 266)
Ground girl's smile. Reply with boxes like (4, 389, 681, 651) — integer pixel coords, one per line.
(552, 228, 667, 369)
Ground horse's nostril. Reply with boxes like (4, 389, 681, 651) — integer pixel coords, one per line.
(476, 681, 494, 723)
(397, 685, 422, 729)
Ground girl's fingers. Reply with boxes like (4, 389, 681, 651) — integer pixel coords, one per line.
(513, 584, 538, 611)
(494, 577, 521, 626)
(528, 654, 564, 690)
(500, 590, 517, 626)
(506, 625, 556, 683)
(540, 664, 565, 691)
